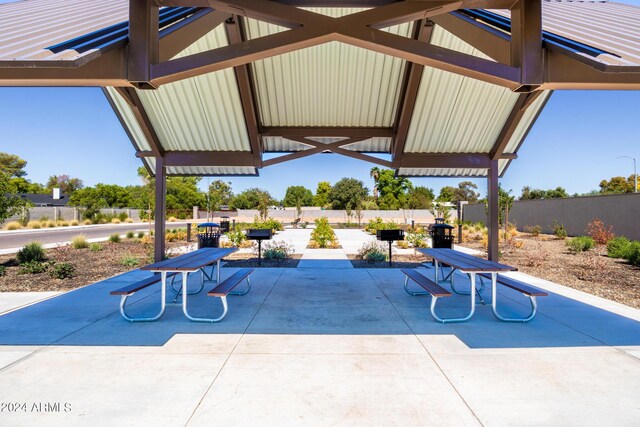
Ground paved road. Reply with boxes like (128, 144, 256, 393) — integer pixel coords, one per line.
(0, 222, 191, 251)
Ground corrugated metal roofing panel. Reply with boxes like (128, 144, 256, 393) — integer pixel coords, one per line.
(144, 158, 257, 176)
(245, 8, 411, 127)
(503, 91, 551, 155)
(341, 137, 391, 152)
(404, 25, 519, 155)
(398, 168, 488, 177)
(104, 87, 152, 153)
(135, 25, 251, 152)
(262, 137, 311, 152)
(490, 2, 640, 67)
(262, 136, 391, 152)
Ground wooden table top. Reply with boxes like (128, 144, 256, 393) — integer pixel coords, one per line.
(141, 247, 238, 271)
(418, 248, 516, 273)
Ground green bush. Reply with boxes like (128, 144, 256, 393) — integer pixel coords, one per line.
(627, 241, 640, 267)
(357, 241, 388, 262)
(0, 266, 6, 277)
(137, 231, 145, 239)
(89, 243, 103, 252)
(16, 242, 46, 264)
(251, 216, 283, 232)
(18, 261, 51, 275)
(50, 262, 75, 279)
(120, 256, 140, 267)
(553, 222, 567, 239)
(71, 234, 89, 249)
(262, 240, 294, 260)
(406, 232, 429, 248)
(108, 233, 121, 243)
(126, 231, 135, 239)
(228, 226, 246, 247)
(607, 237, 632, 259)
(311, 217, 336, 248)
(523, 225, 542, 237)
(566, 236, 595, 253)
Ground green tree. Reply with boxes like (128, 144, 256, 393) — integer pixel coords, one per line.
(438, 181, 479, 204)
(520, 186, 568, 200)
(283, 185, 313, 207)
(95, 183, 132, 207)
(0, 152, 27, 178)
(373, 169, 413, 209)
(208, 180, 233, 211)
(68, 187, 108, 219)
(599, 175, 637, 193)
(9, 177, 46, 194)
(166, 177, 206, 212)
(498, 185, 514, 226)
(0, 172, 32, 223)
(46, 174, 83, 195)
(370, 167, 381, 200)
(313, 181, 332, 208)
(406, 186, 435, 209)
(230, 188, 276, 210)
(329, 178, 368, 209)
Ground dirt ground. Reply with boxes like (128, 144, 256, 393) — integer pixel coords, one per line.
(463, 234, 640, 309)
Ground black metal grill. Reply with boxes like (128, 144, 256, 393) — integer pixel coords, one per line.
(376, 229, 405, 266)
(246, 229, 273, 265)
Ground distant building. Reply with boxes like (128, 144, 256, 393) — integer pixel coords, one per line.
(17, 193, 69, 207)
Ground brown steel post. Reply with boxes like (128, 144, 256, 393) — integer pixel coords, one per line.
(487, 160, 499, 261)
(154, 157, 166, 262)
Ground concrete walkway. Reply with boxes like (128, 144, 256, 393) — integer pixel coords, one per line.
(0, 263, 639, 425)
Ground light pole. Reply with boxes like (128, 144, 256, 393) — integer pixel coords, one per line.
(617, 156, 637, 193)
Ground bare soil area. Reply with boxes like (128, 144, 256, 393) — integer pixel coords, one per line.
(463, 234, 640, 309)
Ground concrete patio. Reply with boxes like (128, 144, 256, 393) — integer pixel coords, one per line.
(1, 232, 639, 425)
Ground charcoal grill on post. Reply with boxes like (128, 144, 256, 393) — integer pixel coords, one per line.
(376, 229, 405, 266)
(196, 222, 221, 248)
(246, 229, 273, 265)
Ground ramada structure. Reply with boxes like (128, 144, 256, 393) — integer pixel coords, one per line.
(1, 0, 639, 261)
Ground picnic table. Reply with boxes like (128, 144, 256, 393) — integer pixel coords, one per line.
(410, 248, 545, 323)
(111, 247, 253, 323)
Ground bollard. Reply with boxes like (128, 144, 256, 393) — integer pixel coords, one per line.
(186, 222, 191, 242)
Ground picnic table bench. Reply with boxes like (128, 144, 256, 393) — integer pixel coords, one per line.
(410, 248, 547, 323)
(110, 248, 251, 323)
(401, 268, 453, 324)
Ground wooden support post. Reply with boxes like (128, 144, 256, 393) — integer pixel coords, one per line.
(154, 157, 166, 262)
(487, 160, 499, 261)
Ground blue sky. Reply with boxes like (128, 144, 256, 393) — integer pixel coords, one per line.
(1, 1, 639, 200)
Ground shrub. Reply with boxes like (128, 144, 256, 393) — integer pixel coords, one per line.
(566, 236, 595, 253)
(39, 216, 49, 222)
(262, 240, 295, 259)
(27, 220, 42, 229)
(5, 221, 22, 230)
(70, 220, 79, 226)
(406, 231, 428, 248)
(357, 241, 388, 262)
(628, 242, 640, 267)
(137, 231, 145, 239)
(89, 243, 103, 252)
(396, 240, 409, 249)
(71, 234, 89, 249)
(311, 217, 336, 248)
(607, 237, 631, 259)
(364, 217, 399, 234)
(140, 235, 154, 245)
(18, 261, 52, 275)
(0, 266, 6, 277)
(125, 218, 134, 223)
(118, 212, 128, 222)
(120, 256, 140, 267)
(16, 242, 46, 264)
(301, 221, 308, 229)
(111, 218, 121, 224)
(47, 221, 56, 228)
(168, 216, 178, 222)
(552, 222, 567, 239)
(126, 231, 135, 239)
(83, 219, 93, 225)
(523, 225, 542, 237)
(251, 216, 283, 232)
(50, 262, 75, 279)
(586, 218, 615, 245)
(109, 233, 121, 243)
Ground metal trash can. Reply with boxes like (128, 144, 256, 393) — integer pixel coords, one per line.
(220, 216, 230, 233)
(429, 218, 454, 249)
(197, 222, 221, 248)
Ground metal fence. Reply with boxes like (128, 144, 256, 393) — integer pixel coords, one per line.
(462, 193, 640, 240)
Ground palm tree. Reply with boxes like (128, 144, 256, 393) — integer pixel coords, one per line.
(370, 167, 380, 201)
